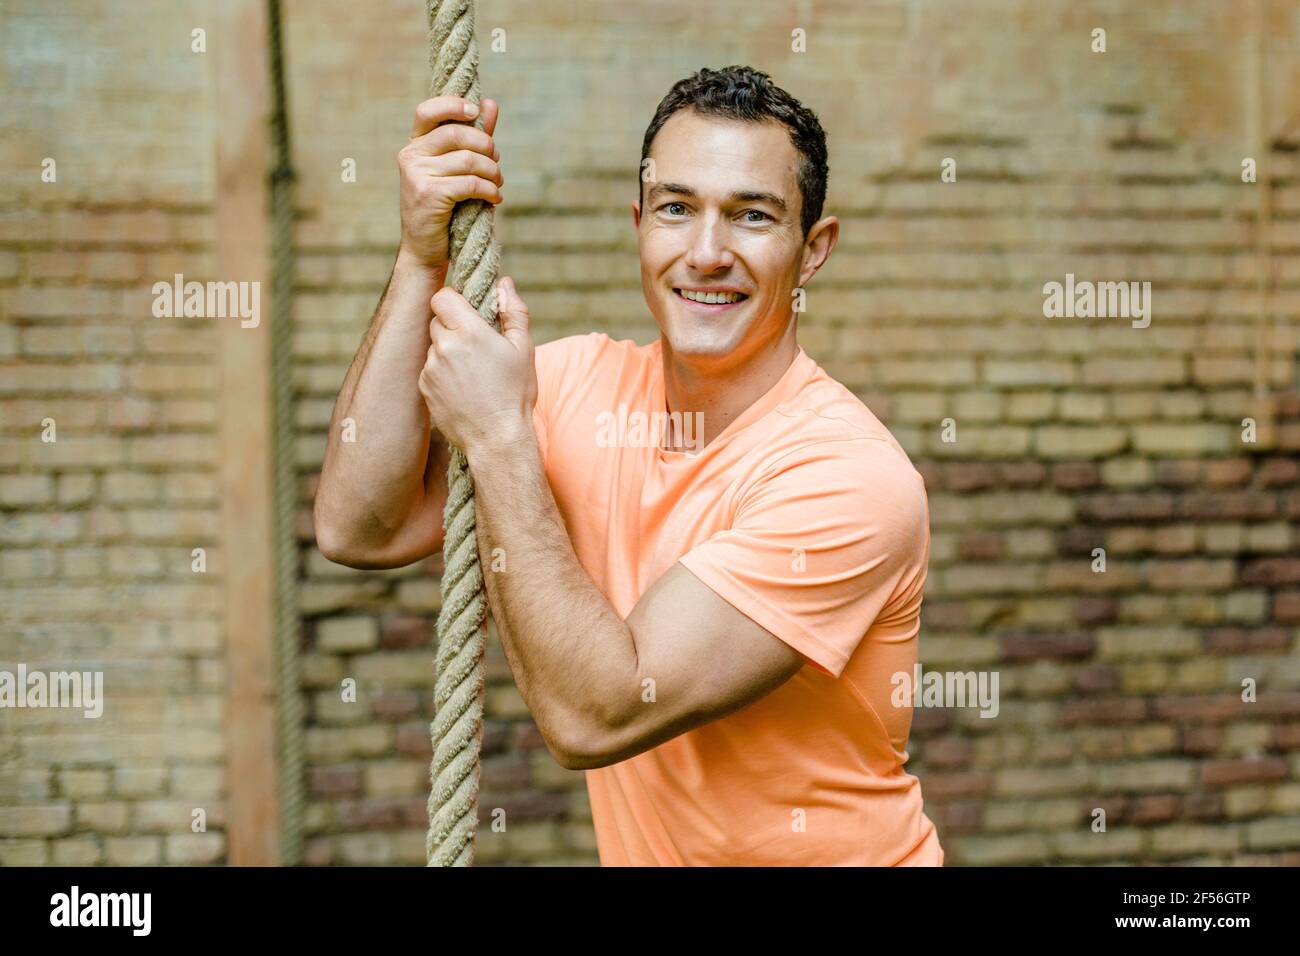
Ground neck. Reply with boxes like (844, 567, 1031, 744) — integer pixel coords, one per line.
(659, 322, 800, 451)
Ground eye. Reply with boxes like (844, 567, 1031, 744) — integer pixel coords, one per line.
(662, 202, 687, 216)
(742, 209, 770, 223)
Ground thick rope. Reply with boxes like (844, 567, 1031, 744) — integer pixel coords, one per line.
(425, 0, 500, 867)
(267, 0, 305, 865)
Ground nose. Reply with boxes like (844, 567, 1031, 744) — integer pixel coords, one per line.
(683, 212, 734, 274)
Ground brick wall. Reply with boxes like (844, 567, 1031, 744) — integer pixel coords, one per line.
(3, 0, 1299, 865)
(0, 0, 225, 864)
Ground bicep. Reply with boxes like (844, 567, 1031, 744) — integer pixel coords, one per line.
(598, 562, 805, 764)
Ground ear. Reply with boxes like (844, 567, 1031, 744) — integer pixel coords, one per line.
(632, 199, 641, 229)
(798, 215, 839, 287)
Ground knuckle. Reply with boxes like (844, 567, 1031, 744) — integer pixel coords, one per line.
(446, 149, 473, 173)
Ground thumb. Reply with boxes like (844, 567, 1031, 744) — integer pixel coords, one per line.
(496, 276, 531, 343)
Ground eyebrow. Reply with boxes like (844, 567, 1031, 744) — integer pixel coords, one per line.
(646, 182, 788, 211)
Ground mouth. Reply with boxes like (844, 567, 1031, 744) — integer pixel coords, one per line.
(672, 287, 749, 312)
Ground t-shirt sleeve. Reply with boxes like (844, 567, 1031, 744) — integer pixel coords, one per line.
(677, 439, 930, 679)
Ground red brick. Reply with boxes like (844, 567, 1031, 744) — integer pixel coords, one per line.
(1073, 664, 1122, 692)
(1179, 726, 1221, 755)
(945, 462, 998, 492)
(476, 791, 569, 822)
(1001, 631, 1096, 661)
(394, 721, 431, 758)
(957, 532, 1004, 560)
(1152, 695, 1249, 723)
(921, 602, 969, 629)
(1258, 692, 1300, 718)
(1202, 627, 1292, 655)
(1201, 757, 1290, 788)
(910, 708, 954, 734)
(379, 615, 431, 649)
(1238, 851, 1300, 865)
(1154, 459, 1204, 486)
(1077, 493, 1176, 522)
(935, 800, 983, 833)
(922, 736, 973, 769)
(1050, 461, 1101, 490)
(1089, 795, 1129, 822)
(1074, 596, 1118, 626)
(1240, 558, 1300, 586)
(1274, 591, 1300, 623)
(1181, 491, 1279, 520)
(1131, 794, 1180, 824)
(1061, 698, 1148, 725)
(914, 461, 941, 489)
(335, 798, 412, 829)
(308, 766, 362, 798)
(1204, 458, 1253, 486)
(512, 722, 547, 751)
(922, 771, 994, 800)
(1258, 457, 1300, 487)
(998, 461, 1048, 487)
(371, 690, 421, 720)
(481, 720, 510, 755)
(1056, 526, 1106, 555)
(1273, 724, 1300, 750)
(1275, 393, 1300, 418)
(1183, 793, 1225, 821)
(481, 754, 532, 790)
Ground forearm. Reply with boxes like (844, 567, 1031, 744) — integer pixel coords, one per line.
(467, 426, 639, 760)
(316, 250, 445, 552)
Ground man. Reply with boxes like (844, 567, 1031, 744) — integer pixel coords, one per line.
(315, 65, 943, 866)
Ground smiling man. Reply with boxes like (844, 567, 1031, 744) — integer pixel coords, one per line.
(314, 65, 943, 866)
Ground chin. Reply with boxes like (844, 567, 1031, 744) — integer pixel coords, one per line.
(654, 300, 751, 362)
(659, 322, 745, 363)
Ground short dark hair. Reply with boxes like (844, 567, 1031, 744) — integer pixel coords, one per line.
(639, 65, 829, 237)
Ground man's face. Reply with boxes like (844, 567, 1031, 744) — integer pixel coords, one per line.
(634, 110, 823, 368)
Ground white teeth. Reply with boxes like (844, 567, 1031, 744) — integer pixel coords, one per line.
(679, 289, 743, 304)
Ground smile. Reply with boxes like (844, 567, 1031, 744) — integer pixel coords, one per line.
(673, 287, 749, 308)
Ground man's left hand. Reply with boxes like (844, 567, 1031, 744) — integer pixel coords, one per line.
(420, 276, 537, 457)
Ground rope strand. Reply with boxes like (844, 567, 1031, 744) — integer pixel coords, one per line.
(424, 0, 499, 868)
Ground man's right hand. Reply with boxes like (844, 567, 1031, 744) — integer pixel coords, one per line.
(397, 95, 504, 274)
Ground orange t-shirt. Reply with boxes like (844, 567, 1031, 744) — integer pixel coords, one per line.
(530, 331, 943, 866)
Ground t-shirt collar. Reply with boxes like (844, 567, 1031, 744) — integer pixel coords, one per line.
(651, 338, 813, 459)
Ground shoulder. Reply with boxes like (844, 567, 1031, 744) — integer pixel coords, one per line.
(535, 331, 648, 368)
(751, 361, 928, 522)
(533, 331, 658, 427)
(750, 433, 927, 537)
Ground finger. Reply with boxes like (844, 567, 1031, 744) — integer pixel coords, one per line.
(410, 96, 480, 138)
(405, 122, 497, 160)
(425, 149, 503, 187)
(430, 286, 481, 332)
(481, 98, 499, 138)
(496, 276, 531, 343)
(437, 174, 503, 207)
